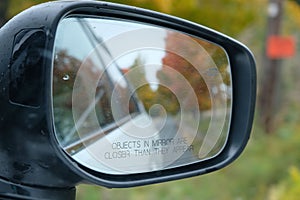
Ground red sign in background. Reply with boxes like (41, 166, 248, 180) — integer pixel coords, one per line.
(267, 35, 296, 59)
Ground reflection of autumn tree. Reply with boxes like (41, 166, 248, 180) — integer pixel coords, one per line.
(111, 79, 140, 120)
(154, 85, 180, 115)
(54, 50, 112, 143)
(53, 50, 140, 145)
(125, 56, 180, 115)
(198, 40, 230, 86)
(125, 31, 231, 114)
(53, 50, 80, 100)
(53, 50, 114, 124)
(125, 56, 156, 112)
(157, 31, 230, 111)
(53, 50, 114, 144)
(53, 50, 81, 143)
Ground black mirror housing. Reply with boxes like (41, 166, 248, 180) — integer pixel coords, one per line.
(0, 1, 256, 199)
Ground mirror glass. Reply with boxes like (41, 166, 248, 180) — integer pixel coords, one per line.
(52, 16, 232, 175)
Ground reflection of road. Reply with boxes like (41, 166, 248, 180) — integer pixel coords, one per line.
(71, 113, 163, 174)
(70, 113, 203, 175)
(159, 116, 200, 168)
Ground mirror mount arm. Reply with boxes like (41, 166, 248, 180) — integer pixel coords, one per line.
(0, 179, 76, 200)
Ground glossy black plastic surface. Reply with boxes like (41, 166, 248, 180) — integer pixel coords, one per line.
(10, 29, 45, 107)
(0, 178, 75, 200)
(0, 0, 256, 198)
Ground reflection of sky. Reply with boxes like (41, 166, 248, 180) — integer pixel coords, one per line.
(55, 19, 93, 60)
(55, 18, 166, 88)
(90, 19, 166, 88)
(115, 49, 166, 90)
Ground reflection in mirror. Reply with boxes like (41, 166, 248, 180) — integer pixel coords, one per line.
(52, 16, 232, 174)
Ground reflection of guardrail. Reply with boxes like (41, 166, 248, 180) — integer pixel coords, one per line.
(64, 113, 139, 154)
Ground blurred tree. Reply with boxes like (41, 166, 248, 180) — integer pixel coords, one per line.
(290, 0, 300, 5)
(0, 0, 9, 27)
(7, 0, 52, 19)
(257, 0, 300, 134)
(267, 166, 300, 200)
(259, 0, 284, 134)
(125, 56, 171, 114)
(103, 0, 265, 37)
(4, 0, 268, 38)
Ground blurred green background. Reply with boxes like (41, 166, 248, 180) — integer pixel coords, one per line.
(1, 0, 300, 199)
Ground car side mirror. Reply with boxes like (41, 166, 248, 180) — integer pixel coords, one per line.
(0, 1, 256, 200)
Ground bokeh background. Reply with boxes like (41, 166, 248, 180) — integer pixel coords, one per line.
(1, 0, 300, 199)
